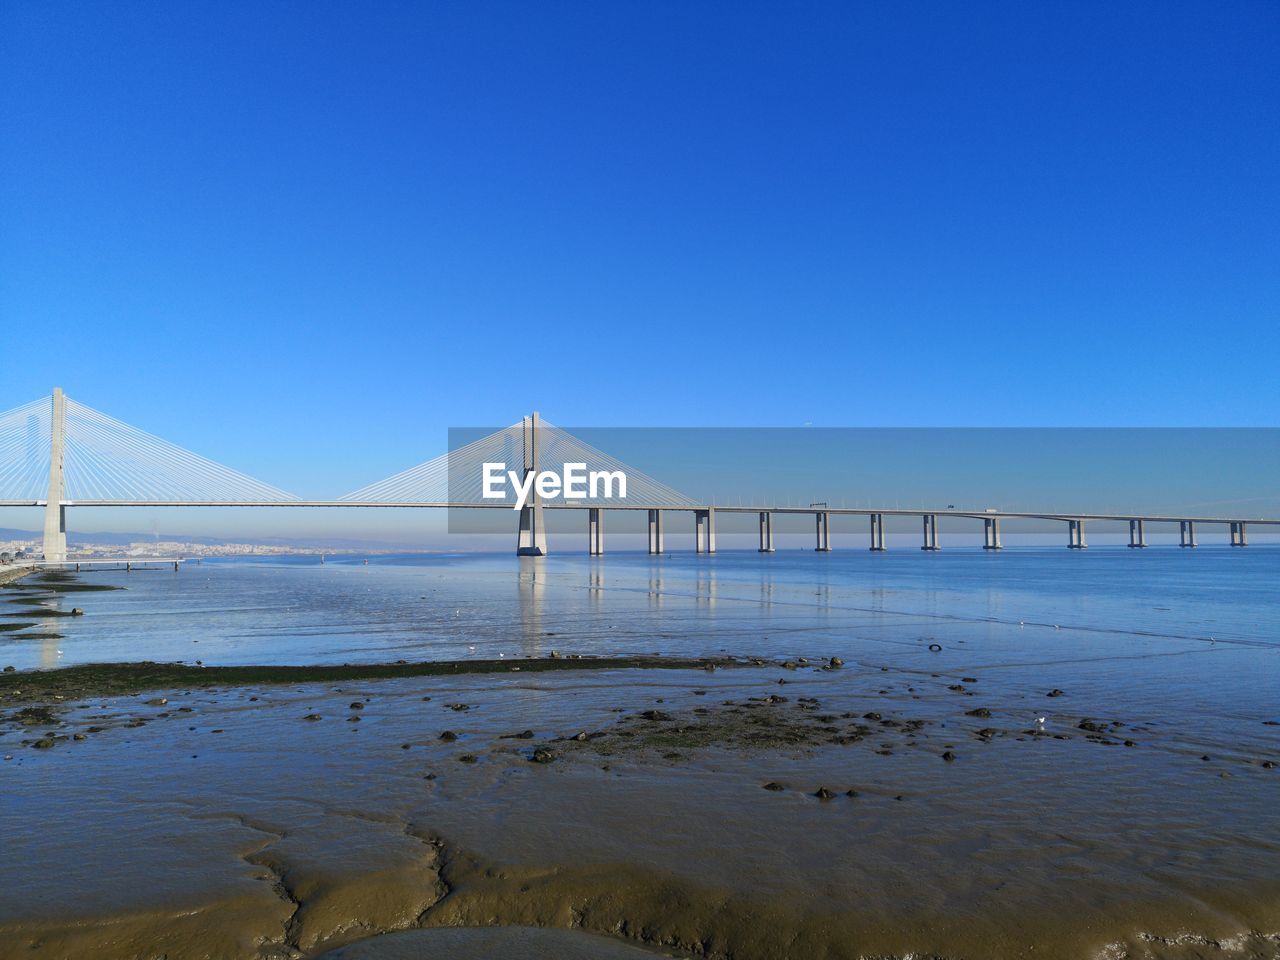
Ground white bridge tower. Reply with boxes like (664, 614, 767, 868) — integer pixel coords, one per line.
(42, 387, 67, 563)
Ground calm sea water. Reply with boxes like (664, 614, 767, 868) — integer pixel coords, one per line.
(3, 548, 1278, 708)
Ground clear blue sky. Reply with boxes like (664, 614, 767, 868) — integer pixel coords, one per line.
(2, 1, 1277, 509)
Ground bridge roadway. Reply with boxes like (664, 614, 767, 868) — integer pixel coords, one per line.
(2, 498, 1275, 554)
(0, 499, 1275, 526)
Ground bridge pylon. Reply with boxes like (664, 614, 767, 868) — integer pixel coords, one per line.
(42, 388, 67, 563)
(516, 411, 548, 556)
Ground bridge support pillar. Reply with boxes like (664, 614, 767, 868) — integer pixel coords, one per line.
(1068, 519, 1087, 549)
(42, 388, 68, 564)
(1230, 521, 1248, 547)
(648, 510, 664, 554)
(1128, 519, 1147, 548)
(588, 508, 604, 556)
(983, 516, 1002, 550)
(1180, 520, 1197, 548)
(517, 504, 547, 556)
(695, 509, 717, 554)
(869, 513, 886, 551)
(921, 514, 940, 551)
(758, 512, 775, 552)
(814, 511, 831, 551)
(516, 412, 547, 556)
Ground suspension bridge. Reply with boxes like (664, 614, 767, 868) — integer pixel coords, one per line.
(1, 390, 1276, 563)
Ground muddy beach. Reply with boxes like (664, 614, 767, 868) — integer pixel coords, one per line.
(1, 557, 1278, 959)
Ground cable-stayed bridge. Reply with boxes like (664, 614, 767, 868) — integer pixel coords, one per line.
(1, 390, 1276, 563)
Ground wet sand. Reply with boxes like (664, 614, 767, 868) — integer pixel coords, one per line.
(2, 564, 1279, 959)
(2, 650, 1278, 959)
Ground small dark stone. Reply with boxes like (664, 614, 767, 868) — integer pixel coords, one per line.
(401, 743, 411, 750)
(863, 712, 881, 721)
(829, 657, 843, 668)
(346, 716, 360, 723)
(1047, 689, 1064, 698)
(762, 781, 786, 791)
(961, 677, 977, 683)
(2, 666, 15, 673)
(72, 733, 86, 741)
(942, 751, 955, 762)
(448, 703, 470, 712)
(530, 747, 555, 764)
(639, 710, 672, 722)
(813, 787, 836, 800)
(439, 730, 457, 741)
(845, 789, 858, 797)
(1261, 760, 1276, 769)
(704, 664, 715, 672)
(928, 643, 942, 652)
(32, 737, 55, 749)
(349, 702, 364, 710)
(965, 708, 992, 718)
(457, 754, 477, 763)
(303, 714, 322, 721)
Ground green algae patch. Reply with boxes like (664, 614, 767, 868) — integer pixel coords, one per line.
(0, 655, 752, 705)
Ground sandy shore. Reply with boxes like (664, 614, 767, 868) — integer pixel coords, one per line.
(1, 650, 1277, 959)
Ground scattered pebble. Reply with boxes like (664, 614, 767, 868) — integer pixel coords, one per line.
(439, 730, 457, 741)
(762, 781, 786, 791)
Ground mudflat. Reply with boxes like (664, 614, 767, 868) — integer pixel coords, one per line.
(2, 651, 1278, 959)
(2, 558, 1278, 960)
